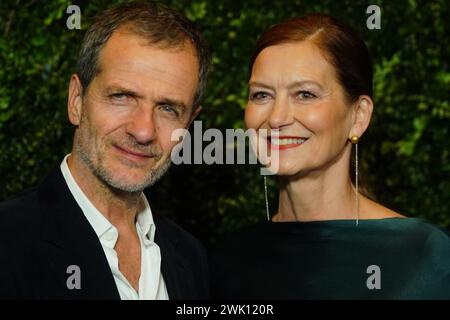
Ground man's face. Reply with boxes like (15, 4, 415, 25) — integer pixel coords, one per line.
(68, 28, 200, 192)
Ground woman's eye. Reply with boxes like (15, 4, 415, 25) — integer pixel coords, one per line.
(249, 91, 271, 102)
(297, 91, 316, 100)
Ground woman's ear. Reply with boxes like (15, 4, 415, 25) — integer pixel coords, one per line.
(349, 95, 373, 139)
(67, 74, 84, 126)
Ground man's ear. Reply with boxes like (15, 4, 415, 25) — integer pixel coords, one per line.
(188, 105, 202, 127)
(349, 95, 373, 139)
(67, 74, 84, 126)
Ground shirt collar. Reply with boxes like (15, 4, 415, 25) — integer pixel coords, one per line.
(60, 154, 156, 246)
(61, 154, 113, 240)
(137, 195, 156, 246)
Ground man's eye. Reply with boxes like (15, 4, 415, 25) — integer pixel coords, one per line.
(110, 93, 129, 102)
(160, 104, 178, 116)
(297, 91, 316, 100)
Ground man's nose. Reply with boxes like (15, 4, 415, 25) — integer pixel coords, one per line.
(268, 96, 294, 129)
(125, 106, 156, 144)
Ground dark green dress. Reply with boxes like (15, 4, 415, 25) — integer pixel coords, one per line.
(211, 218, 450, 299)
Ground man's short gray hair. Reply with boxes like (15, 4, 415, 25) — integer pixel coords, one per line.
(76, 1, 211, 107)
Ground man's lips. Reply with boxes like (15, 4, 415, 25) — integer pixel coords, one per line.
(114, 145, 152, 159)
(267, 136, 309, 150)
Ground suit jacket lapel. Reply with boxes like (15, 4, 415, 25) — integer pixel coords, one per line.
(154, 216, 195, 300)
(37, 167, 120, 299)
(154, 221, 180, 299)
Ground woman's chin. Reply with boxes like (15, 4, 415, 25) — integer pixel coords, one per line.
(273, 165, 305, 177)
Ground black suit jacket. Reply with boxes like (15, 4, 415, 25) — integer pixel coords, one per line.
(0, 166, 209, 299)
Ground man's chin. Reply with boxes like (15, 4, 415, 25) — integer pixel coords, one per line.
(110, 182, 147, 193)
(92, 167, 148, 192)
(101, 174, 150, 192)
(100, 165, 171, 193)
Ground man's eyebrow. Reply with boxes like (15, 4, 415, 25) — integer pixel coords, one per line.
(103, 86, 189, 110)
(104, 85, 142, 97)
(156, 97, 188, 111)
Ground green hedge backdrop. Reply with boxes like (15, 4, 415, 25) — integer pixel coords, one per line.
(1, 0, 449, 246)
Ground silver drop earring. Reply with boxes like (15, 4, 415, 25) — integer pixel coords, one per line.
(264, 175, 270, 221)
(351, 136, 360, 226)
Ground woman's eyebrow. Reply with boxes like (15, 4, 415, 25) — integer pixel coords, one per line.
(287, 80, 324, 90)
(248, 80, 324, 91)
(248, 81, 274, 89)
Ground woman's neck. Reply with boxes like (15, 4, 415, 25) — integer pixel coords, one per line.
(274, 161, 357, 222)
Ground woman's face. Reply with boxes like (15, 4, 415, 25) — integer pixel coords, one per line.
(245, 40, 355, 176)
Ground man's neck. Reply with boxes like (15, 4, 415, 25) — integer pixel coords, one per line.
(67, 154, 141, 229)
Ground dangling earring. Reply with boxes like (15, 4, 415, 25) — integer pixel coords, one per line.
(264, 175, 270, 221)
(350, 135, 359, 226)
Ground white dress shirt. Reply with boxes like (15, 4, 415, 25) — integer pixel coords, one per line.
(60, 154, 169, 300)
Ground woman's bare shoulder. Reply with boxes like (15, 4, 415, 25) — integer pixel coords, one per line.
(360, 196, 405, 219)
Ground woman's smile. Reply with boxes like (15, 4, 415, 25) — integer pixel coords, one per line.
(268, 136, 309, 150)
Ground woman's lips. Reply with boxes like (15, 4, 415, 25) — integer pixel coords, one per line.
(267, 136, 308, 150)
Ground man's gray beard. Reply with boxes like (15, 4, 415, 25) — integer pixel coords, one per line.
(76, 142, 171, 193)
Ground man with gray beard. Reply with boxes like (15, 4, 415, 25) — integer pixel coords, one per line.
(0, 1, 210, 300)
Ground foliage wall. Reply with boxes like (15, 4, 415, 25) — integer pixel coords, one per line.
(1, 0, 449, 246)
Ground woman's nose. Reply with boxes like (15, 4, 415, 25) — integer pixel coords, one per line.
(268, 96, 294, 129)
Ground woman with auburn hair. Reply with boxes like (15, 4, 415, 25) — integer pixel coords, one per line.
(211, 14, 450, 299)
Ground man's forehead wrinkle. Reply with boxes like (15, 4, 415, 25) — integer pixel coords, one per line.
(98, 56, 191, 90)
